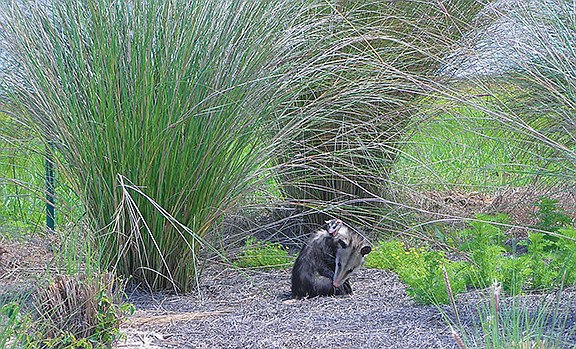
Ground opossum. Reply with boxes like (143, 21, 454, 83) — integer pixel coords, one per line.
(326, 218, 343, 237)
(291, 220, 371, 298)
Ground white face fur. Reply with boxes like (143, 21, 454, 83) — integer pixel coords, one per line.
(333, 235, 372, 288)
(326, 219, 343, 237)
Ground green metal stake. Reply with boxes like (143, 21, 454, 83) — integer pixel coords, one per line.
(45, 144, 55, 232)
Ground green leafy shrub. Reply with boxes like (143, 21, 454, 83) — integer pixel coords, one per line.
(235, 238, 293, 269)
(526, 198, 576, 288)
(518, 227, 576, 290)
(368, 201, 576, 304)
(366, 240, 469, 304)
(533, 198, 573, 233)
(457, 213, 511, 291)
(458, 210, 576, 295)
(557, 228, 576, 285)
(399, 250, 469, 305)
(364, 240, 405, 270)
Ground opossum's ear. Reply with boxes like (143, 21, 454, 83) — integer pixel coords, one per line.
(360, 246, 372, 256)
(338, 239, 348, 249)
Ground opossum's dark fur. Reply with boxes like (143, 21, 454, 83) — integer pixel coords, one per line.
(291, 228, 352, 299)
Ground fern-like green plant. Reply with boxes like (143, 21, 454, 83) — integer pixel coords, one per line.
(369, 206, 576, 304)
(458, 214, 510, 290)
(366, 240, 469, 304)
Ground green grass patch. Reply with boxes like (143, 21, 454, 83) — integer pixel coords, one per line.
(0, 113, 82, 238)
(394, 106, 566, 190)
(234, 238, 294, 269)
(0, 113, 44, 235)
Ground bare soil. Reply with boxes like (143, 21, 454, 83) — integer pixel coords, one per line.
(121, 267, 460, 349)
(119, 264, 576, 349)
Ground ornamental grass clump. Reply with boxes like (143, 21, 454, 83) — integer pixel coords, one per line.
(0, 0, 308, 292)
(469, 0, 576, 187)
(274, 0, 492, 226)
(28, 272, 133, 348)
(451, 281, 570, 349)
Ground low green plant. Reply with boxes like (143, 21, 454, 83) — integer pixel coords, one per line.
(366, 240, 469, 304)
(522, 198, 576, 289)
(235, 238, 293, 269)
(450, 282, 572, 349)
(364, 240, 405, 270)
(369, 201, 576, 304)
(0, 302, 23, 349)
(457, 209, 576, 295)
(519, 227, 576, 290)
(457, 213, 513, 292)
(530, 197, 575, 253)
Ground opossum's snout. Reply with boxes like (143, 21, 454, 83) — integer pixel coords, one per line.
(332, 264, 348, 288)
(332, 270, 352, 288)
(333, 243, 371, 289)
(333, 269, 352, 289)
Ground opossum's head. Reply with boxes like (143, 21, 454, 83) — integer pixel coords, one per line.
(325, 219, 343, 237)
(333, 234, 371, 288)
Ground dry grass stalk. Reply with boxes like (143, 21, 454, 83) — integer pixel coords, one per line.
(492, 280, 501, 314)
(32, 272, 119, 339)
(443, 266, 461, 325)
(451, 326, 468, 349)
